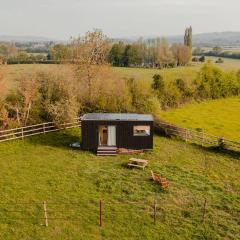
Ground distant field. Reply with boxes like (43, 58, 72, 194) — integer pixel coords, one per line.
(205, 56, 240, 70)
(2, 64, 69, 93)
(114, 57, 240, 82)
(3, 57, 240, 90)
(113, 66, 198, 84)
(161, 97, 240, 141)
(0, 129, 239, 239)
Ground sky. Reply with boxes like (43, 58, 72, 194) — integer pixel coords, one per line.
(0, 0, 239, 40)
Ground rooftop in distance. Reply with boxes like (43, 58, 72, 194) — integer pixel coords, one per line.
(81, 113, 154, 121)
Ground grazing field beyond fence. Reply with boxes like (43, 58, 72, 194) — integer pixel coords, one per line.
(154, 119, 240, 152)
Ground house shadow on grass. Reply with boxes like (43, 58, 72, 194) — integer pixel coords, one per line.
(181, 140, 240, 160)
(159, 134, 240, 160)
(204, 146, 240, 160)
(25, 129, 81, 150)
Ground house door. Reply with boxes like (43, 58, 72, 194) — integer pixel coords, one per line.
(99, 126, 116, 146)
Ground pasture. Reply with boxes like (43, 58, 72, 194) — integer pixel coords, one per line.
(205, 56, 240, 70)
(0, 129, 239, 239)
(161, 97, 240, 141)
(2, 56, 240, 90)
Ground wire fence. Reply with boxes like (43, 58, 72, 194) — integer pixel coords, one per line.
(0, 200, 160, 227)
(0, 197, 218, 229)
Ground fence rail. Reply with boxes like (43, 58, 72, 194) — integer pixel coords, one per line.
(154, 119, 240, 152)
(0, 119, 81, 143)
(0, 117, 240, 153)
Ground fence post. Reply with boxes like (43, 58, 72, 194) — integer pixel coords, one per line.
(165, 128, 168, 136)
(21, 127, 24, 140)
(43, 201, 48, 227)
(201, 132, 204, 146)
(202, 198, 207, 223)
(218, 137, 225, 149)
(99, 200, 103, 227)
(43, 123, 46, 134)
(153, 199, 157, 224)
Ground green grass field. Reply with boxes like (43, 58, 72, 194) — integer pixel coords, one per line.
(113, 65, 198, 84)
(205, 56, 240, 71)
(3, 56, 240, 90)
(0, 129, 239, 239)
(160, 97, 240, 141)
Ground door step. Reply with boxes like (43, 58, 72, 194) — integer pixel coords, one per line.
(97, 146, 117, 156)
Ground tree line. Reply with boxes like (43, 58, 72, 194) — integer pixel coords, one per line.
(1, 27, 193, 69)
(108, 26, 193, 68)
(1, 29, 240, 130)
(108, 39, 192, 68)
(152, 62, 240, 109)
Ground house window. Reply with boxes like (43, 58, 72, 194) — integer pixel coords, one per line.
(133, 126, 150, 136)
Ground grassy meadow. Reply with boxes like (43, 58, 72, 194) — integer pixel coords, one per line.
(3, 56, 240, 88)
(113, 65, 198, 84)
(160, 97, 240, 141)
(0, 129, 239, 239)
(205, 56, 240, 71)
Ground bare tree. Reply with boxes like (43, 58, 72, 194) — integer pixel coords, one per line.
(171, 44, 191, 66)
(156, 39, 173, 68)
(0, 66, 9, 129)
(6, 72, 39, 126)
(71, 30, 110, 104)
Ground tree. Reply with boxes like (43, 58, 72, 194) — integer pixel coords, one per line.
(193, 47, 204, 55)
(71, 30, 110, 106)
(0, 43, 17, 58)
(152, 74, 165, 93)
(0, 66, 7, 97)
(122, 44, 142, 67)
(37, 67, 79, 124)
(212, 46, 222, 54)
(51, 44, 71, 61)
(108, 42, 125, 66)
(184, 26, 193, 56)
(194, 63, 226, 99)
(127, 78, 160, 114)
(0, 67, 8, 129)
(171, 44, 191, 66)
(5, 72, 40, 126)
(156, 39, 173, 68)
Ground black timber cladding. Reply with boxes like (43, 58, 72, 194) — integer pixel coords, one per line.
(81, 113, 154, 151)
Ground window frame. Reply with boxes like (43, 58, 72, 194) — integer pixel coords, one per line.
(133, 125, 151, 137)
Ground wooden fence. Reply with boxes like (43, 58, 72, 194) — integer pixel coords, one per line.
(0, 118, 81, 143)
(154, 120, 240, 152)
(0, 117, 240, 153)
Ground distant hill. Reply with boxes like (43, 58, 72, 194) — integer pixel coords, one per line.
(120, 32, 240, 47)
(0, 35, 58, 43)
(1, 32, 240, 47)
(168, 32, 240, 47)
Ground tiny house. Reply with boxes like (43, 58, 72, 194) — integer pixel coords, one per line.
(81, 113, 154, 155)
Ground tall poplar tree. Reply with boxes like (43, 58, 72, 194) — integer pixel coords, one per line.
(184, 26, 193, 56)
